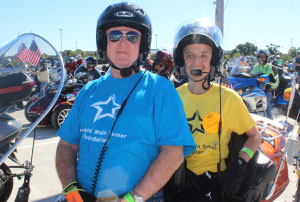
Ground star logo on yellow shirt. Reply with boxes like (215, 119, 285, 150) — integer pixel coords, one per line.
(187, 110, 205, 135)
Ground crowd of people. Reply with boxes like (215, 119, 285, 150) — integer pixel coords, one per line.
(50, 2, 300, 202)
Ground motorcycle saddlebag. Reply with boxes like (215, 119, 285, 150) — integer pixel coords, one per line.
(0, 72, 34, 109)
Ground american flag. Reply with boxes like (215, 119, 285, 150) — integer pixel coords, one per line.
(16, 43, 29, 63)
(27, 40, 41, 66)
(219, 74, 233, 89)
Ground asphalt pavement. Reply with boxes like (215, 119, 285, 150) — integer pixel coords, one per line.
(3, 107, 300, 202)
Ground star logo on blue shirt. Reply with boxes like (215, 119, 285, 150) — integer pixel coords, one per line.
(91, 94, 121, 122)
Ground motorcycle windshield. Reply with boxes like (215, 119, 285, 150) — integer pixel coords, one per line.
(0, 33, 65, 164)
(229, 57, 252, 77)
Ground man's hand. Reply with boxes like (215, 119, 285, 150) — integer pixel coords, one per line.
(63, 181, 95, 202)
(220, 157, 247, 198)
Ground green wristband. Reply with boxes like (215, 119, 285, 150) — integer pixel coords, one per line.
(124, 192, 135, 202)
(62, 181, 85, 195)
(241, 147, 254, 159)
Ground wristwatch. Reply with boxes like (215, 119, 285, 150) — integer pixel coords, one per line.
(130, 191, 144, 202)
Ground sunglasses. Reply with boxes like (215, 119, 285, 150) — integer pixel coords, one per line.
(107, 30, 140, 43)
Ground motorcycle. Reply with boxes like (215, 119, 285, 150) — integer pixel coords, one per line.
(215, 110, 292, 202)
(286, 73, 300, 201)
(0, 69, 34, 202)
(25, 76, 84, 129)
(229, 65, 268, 114)
(0, 33, 65, 201)
(250, 113, 290, 202)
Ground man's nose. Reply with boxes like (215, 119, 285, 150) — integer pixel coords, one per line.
(193, 56, 204, 67)
(119, 34, 129, 44)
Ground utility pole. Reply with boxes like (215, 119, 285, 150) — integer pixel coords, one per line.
(75, 42, 78, 50)
(214, 0, 224, 35)
(59, 29, 63, 54)
(291, 37, 293, 49)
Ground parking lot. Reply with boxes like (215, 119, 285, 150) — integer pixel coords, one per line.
(4, 107, 300, 202)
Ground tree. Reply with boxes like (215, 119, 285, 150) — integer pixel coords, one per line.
(266, 43, 280, 55)
(70, 49, 87, 58)
(229, 48, 238, 58)
(288, 47, 297, 58)
(281, 54, 291, 64)
(233, 52, 241, 58)
(229, 42, 257, 58)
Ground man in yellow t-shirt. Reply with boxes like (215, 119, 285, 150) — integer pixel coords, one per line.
(177, 82, 255, 175)
(168, 18, 262, 202)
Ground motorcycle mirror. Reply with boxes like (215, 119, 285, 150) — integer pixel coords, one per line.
(0, 33, 65, 164)
(258, 75, 269, 83)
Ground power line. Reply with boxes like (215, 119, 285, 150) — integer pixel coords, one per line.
(224, 0, 230, 11)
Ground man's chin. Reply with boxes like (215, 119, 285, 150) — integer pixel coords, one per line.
(113, 61, 132, 68)
(187, 73, 206, 80)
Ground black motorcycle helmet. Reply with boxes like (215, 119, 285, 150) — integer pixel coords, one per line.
(96, 2, 152, 77)
(173, 18, 223, 76)
(85, 56, 98, 68)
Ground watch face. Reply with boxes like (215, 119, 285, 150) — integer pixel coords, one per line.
(134, 196, 143, 202)
(130, 192, 144, 202)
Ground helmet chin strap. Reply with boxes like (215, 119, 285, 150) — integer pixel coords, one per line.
(104, 52, 140, 78)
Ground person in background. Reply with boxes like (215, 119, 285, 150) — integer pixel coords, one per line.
(55, 2, 196, 202)
(295, 50, 300, 83)
(276, 54, 282, 67)
(4, 58, 13, 68)
(65, 57, 77, 75)
(239, 56, 249, 66)
(36, 57, 49, 97)
(164, 18, 261, 202)
(151, 50, 174, 79)
(75, 54, 84, 67)
(250, 49, 276, 119)
(74, 56, 101, 84)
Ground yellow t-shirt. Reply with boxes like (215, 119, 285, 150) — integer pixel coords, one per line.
(177, 82, 256, 175)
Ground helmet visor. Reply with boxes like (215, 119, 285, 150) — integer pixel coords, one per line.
(174, 18, 223, 49)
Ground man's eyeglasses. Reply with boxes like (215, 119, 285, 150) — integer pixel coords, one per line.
(107, 30, 140, 43)
(258, 55, 266, 59)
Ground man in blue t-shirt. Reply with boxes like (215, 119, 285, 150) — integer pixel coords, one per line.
(55, 2, 196, 202)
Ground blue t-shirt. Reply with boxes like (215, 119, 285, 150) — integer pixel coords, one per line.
(57, 70, 196, 198)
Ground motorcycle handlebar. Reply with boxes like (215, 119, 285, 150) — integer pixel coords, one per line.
(262, 134, 283, 141)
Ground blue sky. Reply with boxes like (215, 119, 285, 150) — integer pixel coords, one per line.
(1, 0, 299, 54)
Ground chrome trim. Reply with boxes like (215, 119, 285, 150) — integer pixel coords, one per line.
(0, 33, 65, 165)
